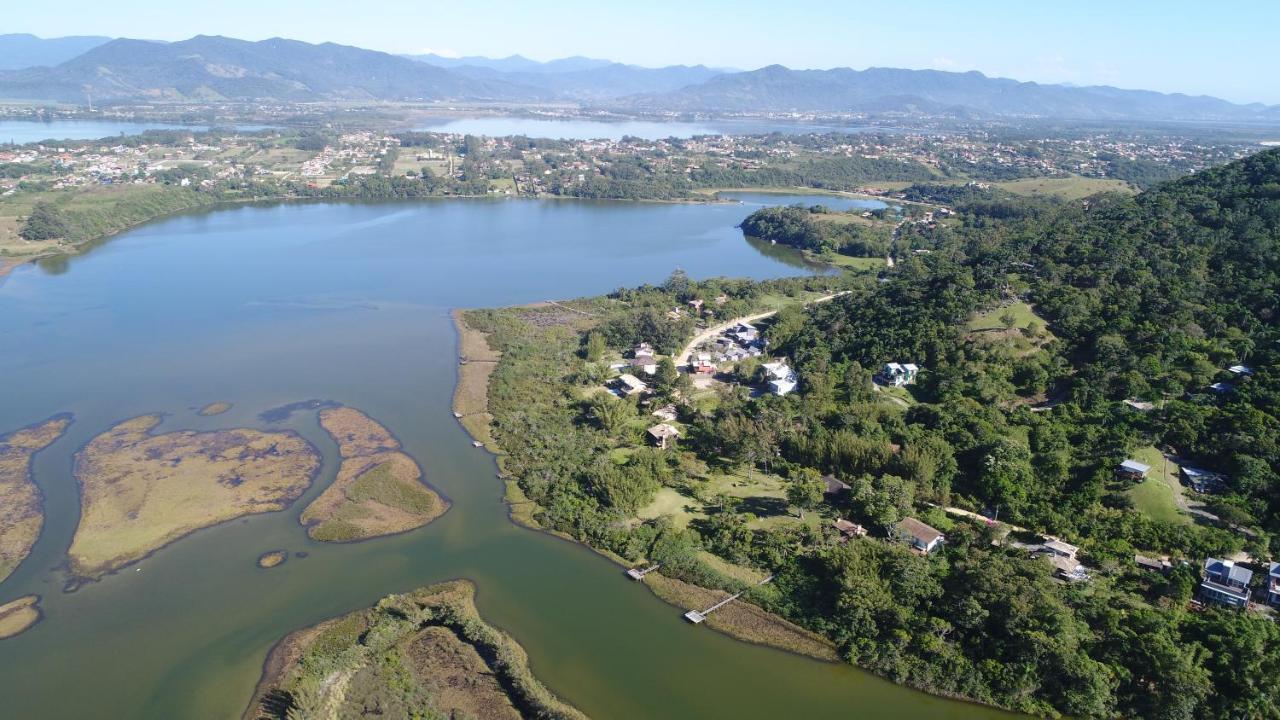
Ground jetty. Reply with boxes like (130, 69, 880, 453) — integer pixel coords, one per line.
(625, 564, 660, 581)
(684, 575, 774, 624)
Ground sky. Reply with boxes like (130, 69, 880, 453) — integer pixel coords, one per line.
(8, 0, 1280, 105)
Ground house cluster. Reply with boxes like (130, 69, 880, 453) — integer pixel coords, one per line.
(690, 321, 766, 375)
(878, 362, 920, 387)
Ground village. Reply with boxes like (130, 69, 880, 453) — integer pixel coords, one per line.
(593, 296, 1280, 621)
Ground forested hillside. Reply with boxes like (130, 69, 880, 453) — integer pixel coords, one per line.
(476, 149, 1280, 719)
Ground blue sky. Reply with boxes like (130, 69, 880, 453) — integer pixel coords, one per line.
(9, 0, 1280, 104)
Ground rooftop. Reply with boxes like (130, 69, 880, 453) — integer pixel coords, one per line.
(898, 517, 943, 544)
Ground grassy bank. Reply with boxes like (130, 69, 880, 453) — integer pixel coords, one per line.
(244, 580, 588, 720)
(0, 415, 72, 584)
(0, 595, 40, 640)
(69, 414, 320, 581)
(300, 406, 448, 542)
(452, 309, 502, 447)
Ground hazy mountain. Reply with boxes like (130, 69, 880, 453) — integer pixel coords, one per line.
(621, 65, 1279, 122)
(0, 33, 113, 70)
(0, 35, 548, 103)
(405, 53, 724, 99)
(406, 53, 614, 74)
(451, 62, 723, 100)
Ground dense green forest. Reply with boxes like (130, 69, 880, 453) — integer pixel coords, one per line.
(739, 204, 895, 257)
(473, 149, 1280, 719)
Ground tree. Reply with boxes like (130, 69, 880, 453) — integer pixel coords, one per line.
(787, 468, 825, 510)
(655, 356, 680, 392)
(19, 202, 71, 241)
(583, 331, 607, 362)
(588, 395, 633, 437)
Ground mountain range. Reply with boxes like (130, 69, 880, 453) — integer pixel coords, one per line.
(0, 33, 112, 70)
(1, 34, 1276, 124)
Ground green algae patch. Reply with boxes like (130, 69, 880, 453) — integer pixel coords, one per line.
(0, 595, 41, 640)
(0, 415, 72, 585)
(245, 580, 588, 720)
(69, 415, 320, 580)
(300, 407, 448, 542)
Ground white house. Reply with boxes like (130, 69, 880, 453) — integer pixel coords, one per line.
(881, 362, 919, 387)
(897, 517, 944, 554)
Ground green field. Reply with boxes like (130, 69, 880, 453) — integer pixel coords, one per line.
(996, 176, 1136, 201)
(1127, 446, 1190, 525)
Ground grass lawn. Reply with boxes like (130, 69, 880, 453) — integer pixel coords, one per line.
(965, 301, 1056, 356)
(822, 254, 885, 271)
(966, 301, 1042, 332)
(996, 176, 1136, 201)
(1127, 446, 1190, 525)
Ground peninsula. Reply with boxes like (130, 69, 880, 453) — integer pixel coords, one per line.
(244, 580, 588, 720)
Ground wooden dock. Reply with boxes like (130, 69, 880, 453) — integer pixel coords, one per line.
(626, 564, 660, 581)
(684, 575, 774, 623)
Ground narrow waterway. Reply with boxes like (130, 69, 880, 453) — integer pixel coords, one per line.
(0, 196, 1014, 719)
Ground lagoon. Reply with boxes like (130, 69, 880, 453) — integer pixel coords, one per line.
(414, 116, 895, 140)
(0, 196, 1011, 719)
(0, 119, 270, 144)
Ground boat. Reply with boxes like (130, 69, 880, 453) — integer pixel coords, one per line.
(453, 411, 463, 418)
(472, 441, 484, 448)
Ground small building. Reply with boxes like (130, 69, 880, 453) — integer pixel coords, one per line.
(880, 362, 919, 387)
(1181, 466, 1227, 495)
(897, 517, 945, 554)
(631, 357, 658, 375)
(1200, 558, 1253, 609)
(651, 405, 678, 422)
(646, 423, 680, 450)
(833, 519, 867, 541)
(1269, 563, 1280, 607)
(614, 373, 648, 396)
(1116, 459, 1151, 481)
(1043, 554, 1088, 582)
(822, 474, 851, 497)
(632, 342, 655, 360)
(1209, 381, 1234, 394)
(769, 377, 798, 396)
(1040, 539, 1079, 559)
(762, 361, 798, 395)
(1135, 554, 1172, 573)
(1227, 364, 1254, 376)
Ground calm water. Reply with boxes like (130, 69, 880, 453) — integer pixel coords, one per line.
(722, 191, 891, 213)
(0, 119, 269, 144)
(0, 197, 1011, 720)
(414, 116, 894, 140)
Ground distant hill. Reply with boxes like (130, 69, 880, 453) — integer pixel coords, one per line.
(0, 33, 112, 71)
(0, 35, 547, 103)
(405, 53, 614, 74)
(620, 65, 1280, 123)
